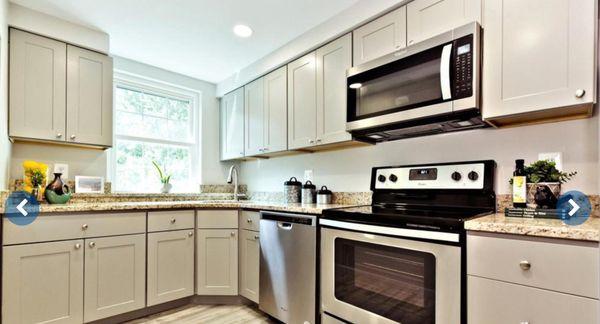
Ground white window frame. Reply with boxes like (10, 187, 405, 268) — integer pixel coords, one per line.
(109, 70, 202, 193)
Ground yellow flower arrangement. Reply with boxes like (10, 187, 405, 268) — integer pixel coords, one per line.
(23, 160, 48, 194)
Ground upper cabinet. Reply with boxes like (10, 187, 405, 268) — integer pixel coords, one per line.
(482, 0, 596, 125)
(353, 6, 407, 66)
(66, 45, 113, 147)
(244, 77, 266, 156)
(220, 88, 245, 161)
(9, 29, 67, 142)
(288, 52, 318, 150)
(406, 0, 481, 45)
(9, 28, 113, 148)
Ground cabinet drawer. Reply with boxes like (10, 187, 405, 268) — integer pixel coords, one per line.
(197, 210, 238, 229)
(239, 210, 260, 231)
(148, 210, 195, 232)
(468, 276, 598, 324)
(3, 212, 146, 245)
(467, 232, 599, 298)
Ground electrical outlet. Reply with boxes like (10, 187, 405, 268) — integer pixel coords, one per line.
(304, 170, 314, 182)
(54, 163, 69, 180)
(538, 152, 562, 170)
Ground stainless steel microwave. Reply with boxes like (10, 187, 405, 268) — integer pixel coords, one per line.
(346, 22, 485, 142)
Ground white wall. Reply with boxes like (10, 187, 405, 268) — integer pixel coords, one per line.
(216, 0, 407, 96)
(0, 0, 9, 190)
(240, 116, 599, 195)
(8, 3, 109, 53)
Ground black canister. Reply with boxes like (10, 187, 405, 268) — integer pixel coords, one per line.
(284, 177, 302, 203)
(302, 180, 316, 204)
(317, 186, 333, 205)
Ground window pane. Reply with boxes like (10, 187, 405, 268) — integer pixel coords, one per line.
(114, 139, 193, 193)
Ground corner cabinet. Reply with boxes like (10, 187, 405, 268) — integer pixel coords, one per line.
(288, 34, 353, 150)
(220, 87, 245, 160)
(481, 0, 597, 126)
(353, 6, 407, 66)
(9, 28, 113, 148)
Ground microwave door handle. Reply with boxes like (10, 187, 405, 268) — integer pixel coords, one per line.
(440, 44, 453, 100)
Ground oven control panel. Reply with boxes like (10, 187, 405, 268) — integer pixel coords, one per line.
(452, 34, 473, 99)
(374, 162, 485, 190)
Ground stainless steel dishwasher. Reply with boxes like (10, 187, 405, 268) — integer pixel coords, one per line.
(259, 211, 317, 324)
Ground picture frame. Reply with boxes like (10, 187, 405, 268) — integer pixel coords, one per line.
(75, 176, 105, 194)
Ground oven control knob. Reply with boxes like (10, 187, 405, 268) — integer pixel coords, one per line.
(389, 174, 398, 182)
(468, 171, 479, 181)
(378, 174, 387, 183)
(451, 171, 462, 181)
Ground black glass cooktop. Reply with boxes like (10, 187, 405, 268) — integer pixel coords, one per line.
(321, 204, 494, 233)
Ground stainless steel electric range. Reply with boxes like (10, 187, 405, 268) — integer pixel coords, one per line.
(320, 160, 496, 324)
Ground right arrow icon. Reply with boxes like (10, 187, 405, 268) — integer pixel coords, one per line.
(568, 198, 580, 217)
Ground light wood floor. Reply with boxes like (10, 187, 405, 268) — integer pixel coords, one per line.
(125, 304, 277, 324)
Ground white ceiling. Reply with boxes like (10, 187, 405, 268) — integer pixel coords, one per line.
(11, 0, 360, 83)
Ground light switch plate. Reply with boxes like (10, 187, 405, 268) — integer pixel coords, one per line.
(538, 152, 562, 170)
(54, 163, 69, 180)
(304, 170, 313, 182)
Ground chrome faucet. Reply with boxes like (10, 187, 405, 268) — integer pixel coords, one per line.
(227, 165, 240, 201)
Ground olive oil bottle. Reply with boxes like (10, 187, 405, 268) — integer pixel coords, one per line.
(512, 159, 527, 208)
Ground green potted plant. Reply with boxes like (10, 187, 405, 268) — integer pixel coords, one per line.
(523, 160, 577, 208)
(152, 161, 172, 194)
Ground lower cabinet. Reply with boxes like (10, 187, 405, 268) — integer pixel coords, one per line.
(196, 229, 239, 295)
(83, 234, 146, 322)
(147, 230, 195, 306)
(3, 240, 85, 324)
(239, 229, 260, 303)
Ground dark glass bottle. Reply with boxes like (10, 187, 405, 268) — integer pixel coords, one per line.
(512, 159, 527, 208)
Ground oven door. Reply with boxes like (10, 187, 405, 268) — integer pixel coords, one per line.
(321, 226, 461, 324)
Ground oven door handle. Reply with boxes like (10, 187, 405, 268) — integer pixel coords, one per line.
(440, 43, 453, 100)
(319, 219, 460, 243)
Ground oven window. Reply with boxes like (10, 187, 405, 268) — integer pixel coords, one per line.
(334, 238, 436, 324)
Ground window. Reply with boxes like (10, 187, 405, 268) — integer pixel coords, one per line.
(111, 73, 200, 193)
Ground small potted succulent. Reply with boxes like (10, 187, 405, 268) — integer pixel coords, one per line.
(521, 160, 577, 209)
(152, 161, 172, 194)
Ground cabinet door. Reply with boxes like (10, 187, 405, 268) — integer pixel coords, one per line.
(84, 234, 146, 322)
(147, 230, 195, 306)
(239, 229, 260, 303)
(9, 29, 67, 142)
(263, 66, 288, 154)
(482, 0, 596, 120)
(287, 52, 317, 149)
(407, 0, 481, 45)
(220, 88, 245, 160)
(244, 77, 266, 156)
(3, 240, 84, 324)
(316, 33, 353, 145)
(66, 45, 113, 147)
(196, 229, 239, 295)
(353, 6, 407, 66)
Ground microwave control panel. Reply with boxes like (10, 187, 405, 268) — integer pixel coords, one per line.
(452, 35, 473, 99)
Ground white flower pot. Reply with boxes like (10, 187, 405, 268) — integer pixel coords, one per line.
(161, 183, 172, 194)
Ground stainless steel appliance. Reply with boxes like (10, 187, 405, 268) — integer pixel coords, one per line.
(320, 160, 496, 324)
(347, 22, 484, 142)
(260, 211, 317, 323)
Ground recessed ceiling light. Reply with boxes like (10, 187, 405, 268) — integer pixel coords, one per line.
(233, 24, 253, 38)
(349, 83, 362, 89)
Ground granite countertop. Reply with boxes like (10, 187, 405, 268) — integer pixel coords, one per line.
(465, 213, 600, 242)
(0, 200, 353, 215)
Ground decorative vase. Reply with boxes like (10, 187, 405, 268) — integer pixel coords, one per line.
(161, 183, 172, 194)
(31, 185, 43, 202)
(44, 173, 72, 204)
(527, 182, 561, 209)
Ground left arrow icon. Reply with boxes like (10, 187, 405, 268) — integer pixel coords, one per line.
(17, 199, 28, 216)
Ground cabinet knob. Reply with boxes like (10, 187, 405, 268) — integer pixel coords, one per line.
(188, 231, 194, 237)
(254, 235, 259, 240)
(240, 152, 244, 156)
(309, 139, 315, 144)
(82, 224, 88, 230)
(575, 89, 586, 98)
(316, 138, 322, 143)
(520, 322, 530, 324)
(88, 241, 96, 248)
(263, 147, 269, 151)
(230, 231, 236, 236)
(74, 243, 81, 250)
(247, 218, 252, 223)
(56, 133, 63, 138)
(170, 218, 176, 224)
(408, 40, 414, 45)
(258, 148, 264, 152)
(519, 260, 531, 271)
(70, 134, 76, 140)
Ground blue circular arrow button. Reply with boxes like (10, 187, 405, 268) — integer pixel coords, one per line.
(4, 191, 40, 226)
(557, 190, 591, 226)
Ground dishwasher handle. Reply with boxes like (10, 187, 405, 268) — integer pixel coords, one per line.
(277, 222, 293, 230)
